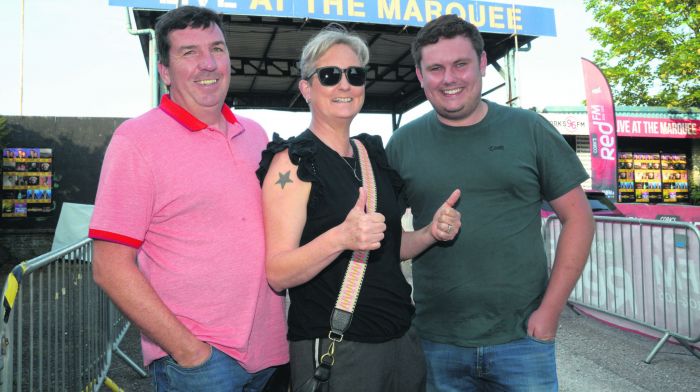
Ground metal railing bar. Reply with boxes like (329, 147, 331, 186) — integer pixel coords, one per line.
(543, 216, 700, 364)
(0, 238, 146, 391)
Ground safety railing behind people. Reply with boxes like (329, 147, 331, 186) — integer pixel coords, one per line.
(542, 215, 700, 363)
(0, 238, 146, 391)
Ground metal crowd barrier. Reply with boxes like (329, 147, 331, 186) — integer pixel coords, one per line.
(0, 238, 147, 391)
(542, 215, 700, 363)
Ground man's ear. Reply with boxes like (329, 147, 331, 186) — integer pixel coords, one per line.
(479, 51, 487, 77)
(158, 63, 171, 86)
(415, 66, 424, 88)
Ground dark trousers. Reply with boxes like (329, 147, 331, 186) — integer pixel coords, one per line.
(290, 327, 426, 392)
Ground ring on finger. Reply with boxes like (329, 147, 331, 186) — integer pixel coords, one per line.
(447, 224, 452, 233)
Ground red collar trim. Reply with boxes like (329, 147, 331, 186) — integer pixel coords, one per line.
(159, 94, 238, 132)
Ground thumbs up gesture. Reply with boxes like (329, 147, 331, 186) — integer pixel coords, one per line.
(430, 189, 461, 242)
(341, 187, 386, 251)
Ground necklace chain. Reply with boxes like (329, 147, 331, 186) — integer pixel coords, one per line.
(340, 155, 361, 182)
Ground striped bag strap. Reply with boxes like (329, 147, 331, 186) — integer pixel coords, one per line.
(328, 138, 376, 341)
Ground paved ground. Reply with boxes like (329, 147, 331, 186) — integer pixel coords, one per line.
(2, 258, 695, 391)
(556, 306, 699, 392)
(103, 305, 700, 391)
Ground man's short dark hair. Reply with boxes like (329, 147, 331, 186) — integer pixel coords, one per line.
(155, 6, 224, 67)
(411, 14, 485, 68)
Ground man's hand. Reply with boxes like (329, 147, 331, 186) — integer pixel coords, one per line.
(430, 189, 461, 242)
(172, 340, 213, 368)
(526, 306, 559, 341)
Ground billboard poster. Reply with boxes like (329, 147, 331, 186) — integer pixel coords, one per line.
(2, 148, 53, 218)
(632, 153, 662, 203)
(617, 152, 634, 203)
(660, 153, 688, 203)
(582, 58, 617, 200)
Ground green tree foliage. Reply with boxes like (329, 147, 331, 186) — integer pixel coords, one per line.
(584, 0, 699, 108)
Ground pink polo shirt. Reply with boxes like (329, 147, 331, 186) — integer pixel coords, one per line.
(89, 95, 288, 371)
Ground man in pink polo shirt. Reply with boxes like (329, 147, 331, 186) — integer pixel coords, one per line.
(89, 6, 288, 391)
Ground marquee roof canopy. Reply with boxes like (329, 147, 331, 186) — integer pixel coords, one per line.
(121, 1, 556, 115)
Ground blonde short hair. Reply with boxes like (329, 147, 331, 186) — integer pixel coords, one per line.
(299, 24, 369, 81)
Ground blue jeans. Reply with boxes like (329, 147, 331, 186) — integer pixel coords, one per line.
(421, 337, 557, 392)
(150, 346, 276, 392)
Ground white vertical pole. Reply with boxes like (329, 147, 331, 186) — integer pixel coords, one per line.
(19, 0, 25, 115)
(508, 0, 520, 108)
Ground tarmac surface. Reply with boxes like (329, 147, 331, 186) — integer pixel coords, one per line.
(102, 305, 700, 391)
(556, 306, 699, 392)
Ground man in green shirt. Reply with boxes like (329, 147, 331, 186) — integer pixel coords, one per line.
(386, 15, 595, 391)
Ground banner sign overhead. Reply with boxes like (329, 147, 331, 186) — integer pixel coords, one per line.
(109, 0, 556, 36)
(616, 117, 700, 139)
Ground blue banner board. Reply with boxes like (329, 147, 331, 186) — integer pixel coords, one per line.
(110, 0, 556, 36)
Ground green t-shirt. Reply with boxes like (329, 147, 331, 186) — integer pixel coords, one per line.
(386, 100, 589, 346)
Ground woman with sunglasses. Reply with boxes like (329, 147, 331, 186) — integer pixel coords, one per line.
(257, 25, 460, 392)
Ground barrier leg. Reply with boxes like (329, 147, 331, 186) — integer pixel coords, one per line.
(110, 319, 148, 378)
(114, 347, 148, 378)
(567, 303, 582, 316)
(644, 332, 672, 364)
(675, 338, 700, 361)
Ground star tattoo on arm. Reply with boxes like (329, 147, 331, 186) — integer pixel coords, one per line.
(275, 170, 293, 189)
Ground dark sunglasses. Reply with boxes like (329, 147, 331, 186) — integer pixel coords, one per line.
(307, 66, 367, 87)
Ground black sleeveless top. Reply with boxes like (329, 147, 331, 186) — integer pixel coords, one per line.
(257, 130, 414, 342)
